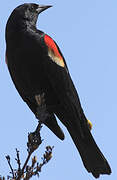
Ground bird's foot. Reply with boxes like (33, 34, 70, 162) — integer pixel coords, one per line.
(27, 130, 42, 153)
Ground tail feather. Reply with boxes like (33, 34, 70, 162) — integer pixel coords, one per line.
(67, 124, 111, 178)
(44, 114, 65, 140)
(55, 96, 111, 178)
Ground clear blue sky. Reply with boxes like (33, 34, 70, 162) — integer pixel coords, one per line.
(0, 0, 116, 179)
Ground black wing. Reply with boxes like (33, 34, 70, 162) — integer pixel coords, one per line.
(41, 33, 111, 178)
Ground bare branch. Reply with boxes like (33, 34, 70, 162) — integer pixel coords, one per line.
(15, 149, 21, 174)
(1, 93, 54, 180)
(5, 155, 15, 179)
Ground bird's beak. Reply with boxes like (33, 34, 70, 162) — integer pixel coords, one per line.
(36, 5, 52, 14)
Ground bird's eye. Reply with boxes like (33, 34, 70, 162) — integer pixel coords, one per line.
(30, 6, 35, 12)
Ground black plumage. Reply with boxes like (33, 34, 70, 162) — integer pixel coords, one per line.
(5, 3, 111, 178)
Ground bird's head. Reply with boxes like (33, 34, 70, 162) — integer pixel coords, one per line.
(18, 3, 52, 23)
(6, 3, 52, 31)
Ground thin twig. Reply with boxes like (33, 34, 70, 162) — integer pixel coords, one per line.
(16, 149, 21, 172)
(21, 152, 32, 175)
(16, 151, 32, 180)
(5, 156, 15, 179)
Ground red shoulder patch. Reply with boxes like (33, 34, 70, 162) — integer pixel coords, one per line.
(44, 35, 65, 67)
(44, 35, 62, 59)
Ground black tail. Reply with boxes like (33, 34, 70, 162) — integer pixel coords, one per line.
(44, 114, 65, 140)
(55, 95, 111, 178)
(67, 123, 111, 178)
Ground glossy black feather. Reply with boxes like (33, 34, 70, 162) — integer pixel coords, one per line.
(5, 3, 111, 178)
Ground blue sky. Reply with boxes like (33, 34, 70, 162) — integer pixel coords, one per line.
(0, 0, 116, 179)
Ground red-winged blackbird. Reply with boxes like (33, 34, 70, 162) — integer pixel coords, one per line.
(5, 3, 111, 178)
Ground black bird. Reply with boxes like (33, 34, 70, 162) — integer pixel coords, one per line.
(5, 3, 111, 178)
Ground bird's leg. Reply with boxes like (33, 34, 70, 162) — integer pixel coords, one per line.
(35, 93, 50, 124)
(27, 93, 50, 152)
(27, 93, 47, 153)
